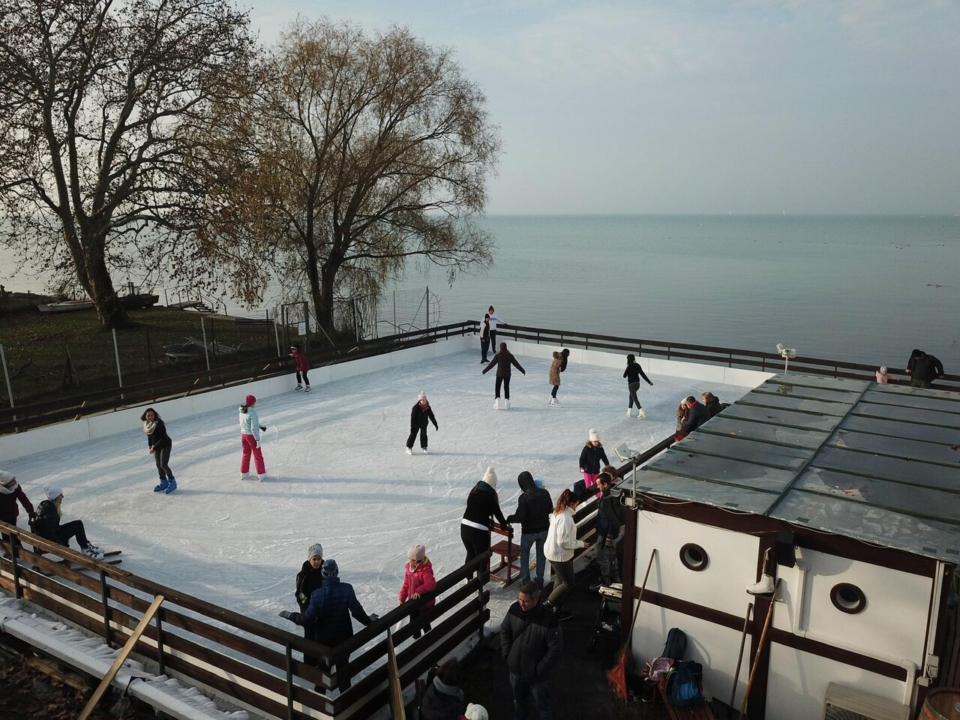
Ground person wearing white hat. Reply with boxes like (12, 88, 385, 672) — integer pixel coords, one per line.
(33, 485, 104, 559)
(464, 703, 489, 720)
(405, 392, 438, 455)
(398, 543, 436, 639)
(876, 366, 891, 384)
(460, 467, 510, 567)
(578, 428, 609, 494)
(295, 543, 325, 668)
(0, 470, 36, 546)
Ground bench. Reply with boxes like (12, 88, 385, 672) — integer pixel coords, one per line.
(489, 526, 527, 586)
(657, 684, 715, 720)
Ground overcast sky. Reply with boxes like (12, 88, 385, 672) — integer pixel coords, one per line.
(245, 1, 960, 216)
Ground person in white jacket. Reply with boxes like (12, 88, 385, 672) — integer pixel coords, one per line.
(544, 489, 591, 621)
(239, 394, 267, 480)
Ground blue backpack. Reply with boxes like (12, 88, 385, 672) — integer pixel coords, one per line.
(669, 661, 705, 708)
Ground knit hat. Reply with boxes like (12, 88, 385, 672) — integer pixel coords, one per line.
(44, 484, 63, 501)
(308, 543, 323, 560)
(407, 544, 426, 562)
(588, 428, 600, 442)
(321, 559, 339, 578)
(879, 366, 887, 374)
(482, 467, 497, 489)
(244, 394, 256, 407)
(0, 470, 15, 485)
(418, 391, 427, 402)
(464, 704, 489, 720)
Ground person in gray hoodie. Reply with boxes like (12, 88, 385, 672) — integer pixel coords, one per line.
(507, 472, 553, 587)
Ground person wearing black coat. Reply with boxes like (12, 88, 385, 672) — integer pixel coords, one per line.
(501, 581, 562, 719)
(460, 467, 510, 568)
(908, 350, 945, 388)
(701, 392, 726, 418)
(676, 396, 712, 440)
(141, 407, 175, 494)
(483, 342, 525, 409)
(593, 474, 625, 589)
(623, 353, 653, 418)
(295, 544, 325, 667)
(406, 392, 439, 455)
(507, 471, 553, 586)
(420, 658, 466, 720)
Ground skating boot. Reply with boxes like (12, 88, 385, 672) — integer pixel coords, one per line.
(83, 545, 104, 560)
(164, 478, 177, 494)
(304, 386, 311, 393)
(549, 397, 556, 406)
(552, 398, 561, 407)
(154, 479, 169, 493)
(637, 409, 646, 419)
(493, 398, 501, 410)
(625, 408, 632, 417)
(406, 447, 413, 455)
(295, 384, 303, 391)
(422, 447, 429, 454)
(504, 399, 511, 409)
(746, 573, 776, 595)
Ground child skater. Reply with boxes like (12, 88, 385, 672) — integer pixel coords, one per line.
(34, 485, 104, 559)
(578, 428, 609, 493)
(406, 391, 439, 455)
(239, 394, 267, 481)
(291, 344, 311, 392)
(141, 408, 176, 494)
(398, 543, 436, 638)
(548, 348, 570, 406)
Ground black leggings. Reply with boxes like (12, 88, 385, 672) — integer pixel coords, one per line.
(58, 520, 91, 550)
(297, 370, 310, 386)
(154, 446, 173, 480)
(495, 376, 511, 399)
(461, 525, 490, 566)
(406, 426, 429, 449)
(551, 385, 559, 398)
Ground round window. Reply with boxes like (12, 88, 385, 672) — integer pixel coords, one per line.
(679, 543, 708, 572)
(830, 583, 866, 614)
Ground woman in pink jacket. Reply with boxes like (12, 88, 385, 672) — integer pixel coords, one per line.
(399, 543, 437, 638)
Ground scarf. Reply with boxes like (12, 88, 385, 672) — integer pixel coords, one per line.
(0, 481, 17, 495)
(143, 421, 157, 435)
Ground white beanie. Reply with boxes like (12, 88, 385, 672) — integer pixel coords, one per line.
(482, 467, 497, 489)
(43, 484, 63, 501)
(464, 704, 489, 720)
(588, 428, 600, 442)
(308, 543, 323, 560)
(879, 366, 887, 374)
(0, 470, 15, 485)
(418, 390, 427, 401)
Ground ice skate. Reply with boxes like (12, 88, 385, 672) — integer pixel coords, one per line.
(746, 573, 776, 596)
(637, 409, 646, 419)
(295, 384, 303, 391)
(240, 472, 254, 481)
(304, 386, 311, 393)
(83, 545, 104, 560)
(493, 398, 501, 410)
(154, 479, 169, 493)
(258, 474, 269, 482)
(625, 408, 632, 417)
(406, 447, 413, 455)
(164, 478, 177, 494)
(422, 447, 429, 455)
(504, 399, 511, 409)
(552, 398, 561, 407)
(549, 397, 557, 406)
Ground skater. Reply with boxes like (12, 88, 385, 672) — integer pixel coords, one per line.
(406, 391, 439, 455)
(501, 581, 562, 720)
(0, 471, 35, 546)
(876, 366, 892, 384)
(591, 473, 625, 591)
(239, 395, 267, 481)
(291, 345, 311, 392)
(480, 313, 491, 363)
(295, 543, 325, 667)
(578, 428, 609, 493)
(623, 354, 653, 418)
(33, 485, 104, 559)
(483, 342, 525, 410)
(460, 467, 510, 568)
(398, 543, 436, 638)
(486, 306, 505, 349)
(506, 471, 553, 587)
(544, 490, 590, 620)
(548, 348, 570, 406)
(278, 559, 379, 691)
(141, 408, 176, 494)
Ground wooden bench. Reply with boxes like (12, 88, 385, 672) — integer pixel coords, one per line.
(489, 526, 526, 586)
(657, 684, 715, 720)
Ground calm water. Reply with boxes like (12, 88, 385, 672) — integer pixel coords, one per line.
(3, 215, 959, 368)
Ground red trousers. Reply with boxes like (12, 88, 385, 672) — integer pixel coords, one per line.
(240, 434, 266, 475)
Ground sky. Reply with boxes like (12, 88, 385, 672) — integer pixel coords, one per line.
(240, 0, 960, 216)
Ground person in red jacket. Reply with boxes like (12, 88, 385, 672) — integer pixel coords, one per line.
(0, 470, 35, 547)
(291, 344, 311, 392)
(399, 543, 437, 638)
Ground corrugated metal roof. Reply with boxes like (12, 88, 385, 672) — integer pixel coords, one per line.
(637, 374, 960, 562)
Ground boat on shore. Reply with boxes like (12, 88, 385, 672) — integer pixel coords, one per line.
(37, 293, 159, 313)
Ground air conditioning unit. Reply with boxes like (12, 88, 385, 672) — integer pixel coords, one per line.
(823, 683, 910, 720)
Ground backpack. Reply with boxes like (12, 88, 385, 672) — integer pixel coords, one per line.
(661, 627, 687, 661)
(572, 479, 588, 502)
(668, 661, 704, 708)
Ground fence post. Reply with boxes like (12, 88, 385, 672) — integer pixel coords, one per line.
(112, 330, 123, 396)
(0, 344, 14, 409)
(156, 608, 166, 676)
(353, 299, 359, 343)
(274, 317, 282, 358)
(284, 641, 294, 720)
(425, 286, 430, 330)
(100, 569, 113, 648)
(201, 318, 211, 371)
(9, 538, 22, 599)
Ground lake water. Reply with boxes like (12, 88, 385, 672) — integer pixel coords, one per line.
(3, 215, 959, 368)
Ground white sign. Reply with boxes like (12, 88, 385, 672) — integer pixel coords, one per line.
(298, 322, 307, 336)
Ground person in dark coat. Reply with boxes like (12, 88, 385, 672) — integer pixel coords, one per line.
(548, 349, 570, 406)
(460, 467, 510, 568)
(623, 353, 653, 418)
(279, 559, 379, 691)
(142, 408, 176, 494)
(0, 471, 35, 547)
(33, 485, 103, 559)
(291, 344, 311, 392)
(507, 472, 553, 587)
(295, 543, 325, 667)
(592, 473, 625, 590)
(907, 350, 944, 388)
(701, 392, 726, 418)
(480, 314, 491, 363)
(482, 342, 525, 409)
(501, 581, 562, 720)
(676, 395, 711, 440)
(420, 657, 466, 720)
(578, 428, 609, 493)
(406, 391, 439, 455)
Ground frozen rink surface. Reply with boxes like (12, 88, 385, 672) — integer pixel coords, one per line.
(2, 351, 753, 633)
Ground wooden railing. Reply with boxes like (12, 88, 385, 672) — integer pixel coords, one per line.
(0, 524, 490, 720)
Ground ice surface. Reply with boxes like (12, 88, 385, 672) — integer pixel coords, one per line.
(3, 352, 751, 634)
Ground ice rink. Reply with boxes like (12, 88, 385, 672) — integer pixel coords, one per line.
(1, 351, 753, 632)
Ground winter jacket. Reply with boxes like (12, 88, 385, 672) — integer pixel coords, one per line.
(399, 558, 437, 610)
(578, 444, 609, 474)
(295, 561, 324, 611)
(704, 396, 725, 418)
(487, 313, 505, 333)
(292, 348, 310, 373)
(239, 407, 262, 441)
(483, 351, 525, 379)
(595, 487, 624, 541)
(913, 354, 944, 384)
(548, 353, 563, 386)
(33, 499, 61, 542)
(410, 402, 439, 432)
(680, 401, 711, 433)
(623, 361, 652, 386)
(500, 598, 562, 682)
(545, 508, 583, 563)
(145, 419, 172, 451)
(295, 576, 374, 647)
(0, 481, 34, 525)
(507, 472, 552, 535)
(462, 482, 509, 530)
(480, 319, 490, 341)
(420, 676, 465, 720)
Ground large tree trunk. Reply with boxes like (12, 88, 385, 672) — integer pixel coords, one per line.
(314, 260, 338, 336)
(81, 230, 131, 329)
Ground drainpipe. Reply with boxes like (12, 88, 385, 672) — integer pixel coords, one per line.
(792, 560, 918, 706)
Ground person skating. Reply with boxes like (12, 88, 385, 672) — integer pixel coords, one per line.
(544, 490, 590, 621)
(0, 470, 35, 547)
(623, 353, 653, 418)
(548, 349, 569, 406)
(239, 394, 268, 481)
(398, 543, 437, 639)
(501, 581, 562, 720)
(506, 471, 552, 587)
(291, 345, 312, 392)
(480, 313, 491, 363)
(33, 485, 104, 559)
(406, 391, 439, 455)
(482, 342, 525, 410)
(295, 543, 325, 667)
(578, 428, 609, 493)
(141, 407, 176, 494)
(278, 559, 379, 691)
(461, 467, 510, 567)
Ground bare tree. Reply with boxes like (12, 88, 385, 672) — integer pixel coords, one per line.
(0, 0, 257, 327)
(193, 18, 500, 333)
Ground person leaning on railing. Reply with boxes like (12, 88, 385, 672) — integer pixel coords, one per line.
(0, 470, 35, 548)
